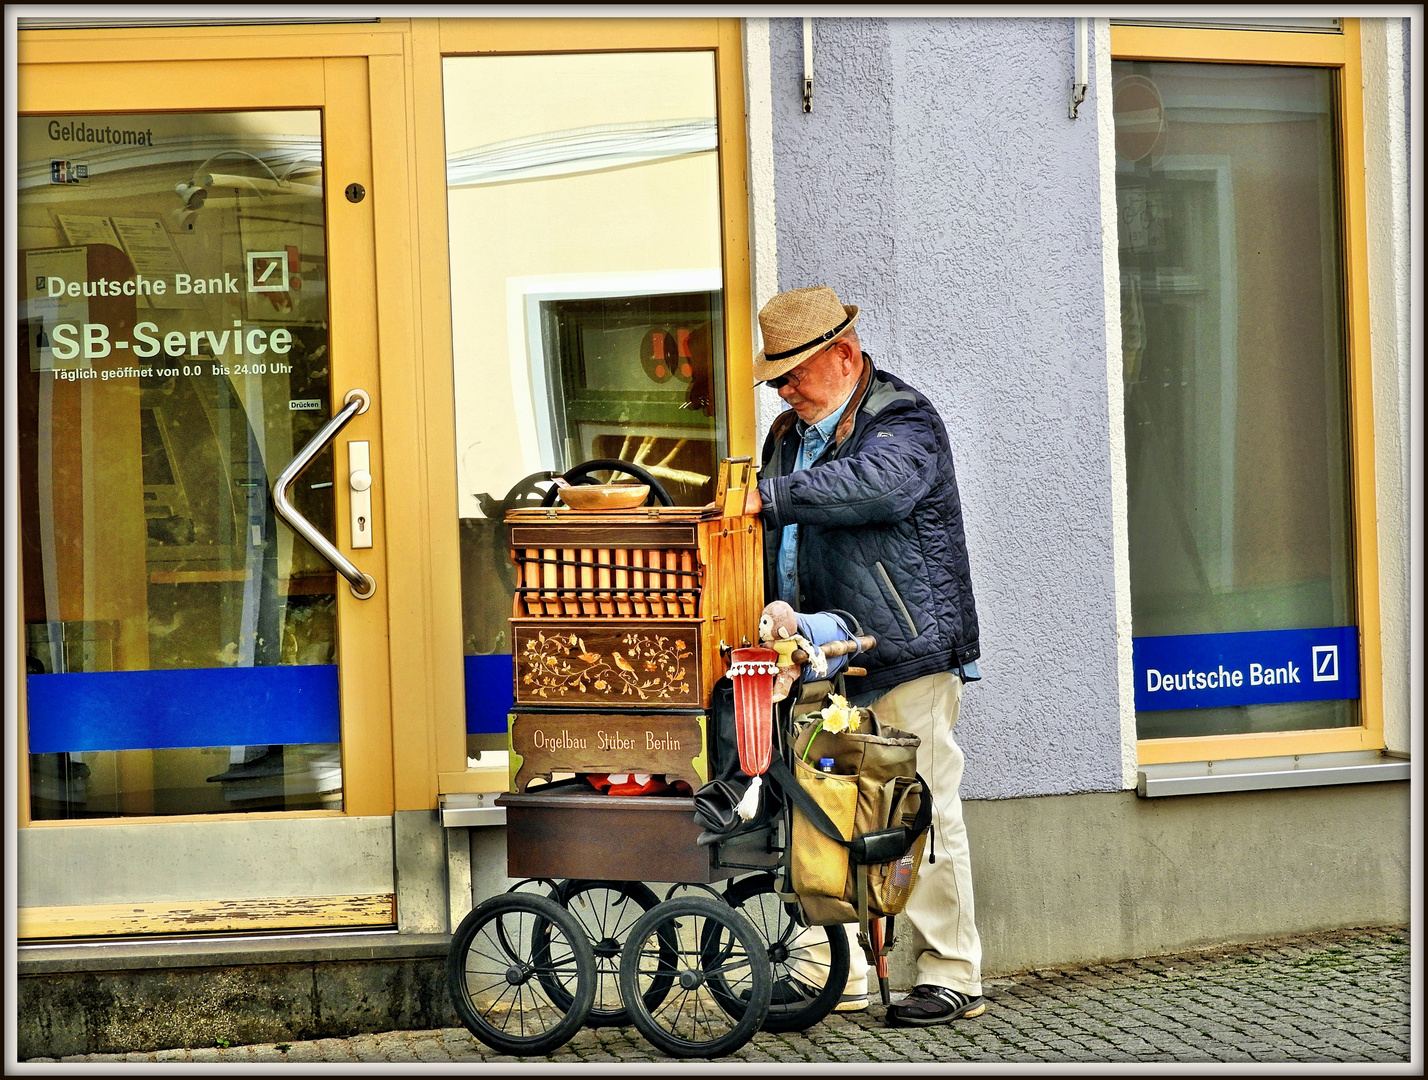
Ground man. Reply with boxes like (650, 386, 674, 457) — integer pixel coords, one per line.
(745, 285, 985, 1027)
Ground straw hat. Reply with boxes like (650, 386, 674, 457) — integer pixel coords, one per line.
(752, 286, 860, 383)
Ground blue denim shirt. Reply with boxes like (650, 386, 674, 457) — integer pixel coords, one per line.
(776, 393, 855, 607)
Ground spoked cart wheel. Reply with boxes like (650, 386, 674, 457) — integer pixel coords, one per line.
(715, 872, 850, 1033)
(446, 891, 597, 1055)
(537, 879, 675, 1027)
(618, 894, 772, 1059)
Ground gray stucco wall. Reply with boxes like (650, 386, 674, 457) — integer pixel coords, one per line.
(767, 17, 1122, 798)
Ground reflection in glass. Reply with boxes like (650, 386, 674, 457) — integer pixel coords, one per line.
(443, 53, 728, 749)
(539, 292, 725, 506)
(18, 110, 342, 816)
(1112, 62, 1356, 739)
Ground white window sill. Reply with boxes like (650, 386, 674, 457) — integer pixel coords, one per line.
(1136, 750, 1409, 798)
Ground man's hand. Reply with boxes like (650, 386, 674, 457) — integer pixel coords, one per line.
(744, 483, 762, 516)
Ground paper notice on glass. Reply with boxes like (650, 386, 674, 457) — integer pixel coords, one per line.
(24, 247, 90, 372)
(55, 214, 123, 250)
(111, 216, 201, 309)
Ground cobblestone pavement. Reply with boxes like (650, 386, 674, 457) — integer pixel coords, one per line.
(30, 926, 1413, 1066)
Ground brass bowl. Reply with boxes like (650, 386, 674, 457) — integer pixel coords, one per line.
(557, 483, 650, 510)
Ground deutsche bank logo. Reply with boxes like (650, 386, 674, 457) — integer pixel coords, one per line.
(1311, 645, 1339, 682)
(246, 251, 289, 293)
(1132, 627, 1358, 711)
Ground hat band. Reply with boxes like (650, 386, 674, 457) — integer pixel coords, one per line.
(763, 314, 852, 362)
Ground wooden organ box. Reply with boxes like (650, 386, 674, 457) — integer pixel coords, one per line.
(503, 467, 763, 794)
(498, 465, 778, 881)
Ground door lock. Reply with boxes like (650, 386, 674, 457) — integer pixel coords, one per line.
(349, 442, 373, 550)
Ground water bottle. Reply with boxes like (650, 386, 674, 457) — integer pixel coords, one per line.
(816, 757, 837, 774)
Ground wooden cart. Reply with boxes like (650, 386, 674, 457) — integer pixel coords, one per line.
(445, 461, 851, 1059)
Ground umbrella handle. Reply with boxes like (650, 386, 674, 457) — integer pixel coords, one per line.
(870, 917, 892, 1005)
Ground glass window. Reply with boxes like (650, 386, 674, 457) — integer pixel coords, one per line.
(18, 110, 342, 816)
(442, 52, 728, 749)
(1113, 62, 1358, 739)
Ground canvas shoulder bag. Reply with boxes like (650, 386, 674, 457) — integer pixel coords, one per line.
(767, 706, 932, 962)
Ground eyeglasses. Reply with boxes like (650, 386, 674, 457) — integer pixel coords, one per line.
(764, 343, 834, 389)
(764, 368, 806, 391)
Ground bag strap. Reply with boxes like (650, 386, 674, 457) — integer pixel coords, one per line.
(855, 863, 874, 964)
(767, 756, 849, 844)
(884, 773, 934, 844)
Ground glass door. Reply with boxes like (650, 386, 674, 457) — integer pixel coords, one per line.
(17, 60, 391, 825)
(441, 50, 734, 750)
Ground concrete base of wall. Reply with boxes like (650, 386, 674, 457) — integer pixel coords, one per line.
(889, 780, 1411, 988)
(17, 934, 457, 1059)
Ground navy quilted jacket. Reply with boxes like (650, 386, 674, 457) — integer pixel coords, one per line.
(756, 356, 980, 696)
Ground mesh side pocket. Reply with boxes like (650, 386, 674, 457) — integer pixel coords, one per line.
(869, 777, 927, 916)
(873, 829, 926, 916)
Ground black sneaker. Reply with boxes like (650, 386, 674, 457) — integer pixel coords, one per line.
(886, 984, 986, 1027)
(768, 976, 812, 1006)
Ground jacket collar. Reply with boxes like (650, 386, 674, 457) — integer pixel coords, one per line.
(832, 352, 876, 450)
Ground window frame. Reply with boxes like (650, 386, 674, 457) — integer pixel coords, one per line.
(408, 18, 754, 795)
(11, 19, 754, 821)
(1110, 20, 1384, 766)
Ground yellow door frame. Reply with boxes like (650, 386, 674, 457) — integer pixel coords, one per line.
(1110, 21, 1384, 766)
(15, 35, 400, 823)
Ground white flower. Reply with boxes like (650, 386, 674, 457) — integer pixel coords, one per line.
(818, 694, 860, 734)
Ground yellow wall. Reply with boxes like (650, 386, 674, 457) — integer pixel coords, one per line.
(447, 156, 723, 507)
(443, 53, 723, 511)
(442, 52, 716, 149)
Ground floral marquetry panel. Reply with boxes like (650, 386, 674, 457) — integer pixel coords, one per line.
(512, 621, 702, 708)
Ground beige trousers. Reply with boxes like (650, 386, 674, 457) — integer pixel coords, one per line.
(796, 671, 981, 999)
(862, 671, 982, 996)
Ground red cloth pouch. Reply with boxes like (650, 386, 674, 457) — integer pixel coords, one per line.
(607, 775, 670, 797)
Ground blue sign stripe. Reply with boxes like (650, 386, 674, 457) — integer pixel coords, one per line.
(1132, 627, 1359, 712)
(465, 654, 514, 735)
(26, 665, 340, 753)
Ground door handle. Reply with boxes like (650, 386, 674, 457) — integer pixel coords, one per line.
(274, 388, 377, 599)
